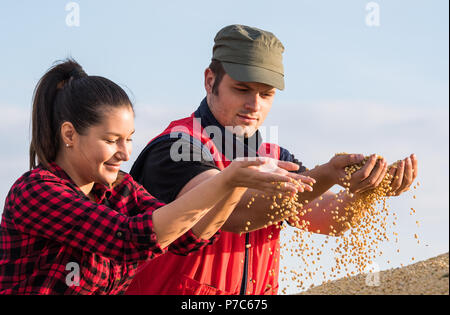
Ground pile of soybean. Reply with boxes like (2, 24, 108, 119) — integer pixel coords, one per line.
(298, 253, 448, 295)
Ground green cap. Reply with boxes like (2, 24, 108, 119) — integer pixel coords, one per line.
(213, 24, 285, 90)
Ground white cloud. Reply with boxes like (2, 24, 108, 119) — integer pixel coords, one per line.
(0, 105, 32, 129)
(0, 105, 31, 206)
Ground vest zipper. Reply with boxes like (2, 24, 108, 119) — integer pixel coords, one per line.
(239, 233, 250, 295)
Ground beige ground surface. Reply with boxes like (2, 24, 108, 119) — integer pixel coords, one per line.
(298, 253, 449, 295)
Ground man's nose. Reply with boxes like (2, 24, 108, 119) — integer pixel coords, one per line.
(244, 93, 261, 112)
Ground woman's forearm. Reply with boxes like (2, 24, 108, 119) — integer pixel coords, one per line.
(153, 158, 303, 244)
(152, 171, 233, 248)
(191, 187, 248, 238)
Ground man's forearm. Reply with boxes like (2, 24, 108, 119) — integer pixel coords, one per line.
(221, 162, 340, 233)
(221, 188, 285, 233)
(296, 162, 337, 203)
(291, 190, 357, 236)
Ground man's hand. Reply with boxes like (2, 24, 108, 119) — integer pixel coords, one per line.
(328, 153, 388, 194)
(387, 153, 418, 196)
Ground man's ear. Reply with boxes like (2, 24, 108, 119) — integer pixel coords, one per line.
(204, 68, 216, 94)
(60, 121, 77, 147)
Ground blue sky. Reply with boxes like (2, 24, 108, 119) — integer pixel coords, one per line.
(0, 0, 448, 293)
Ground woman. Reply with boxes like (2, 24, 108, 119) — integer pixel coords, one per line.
(0, 59, 314, 294)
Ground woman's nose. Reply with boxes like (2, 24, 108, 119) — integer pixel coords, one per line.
(117, 142, 131, 161)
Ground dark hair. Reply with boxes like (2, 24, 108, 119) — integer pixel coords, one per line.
(29, 58, 133, 170)
(208, 59, 226, 95)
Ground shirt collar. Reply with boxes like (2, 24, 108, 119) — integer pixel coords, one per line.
(45, 162, 112, 203)
(193, 97, 263, 160)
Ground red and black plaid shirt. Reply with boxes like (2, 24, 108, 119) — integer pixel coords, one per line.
(0, 163, 216, 294)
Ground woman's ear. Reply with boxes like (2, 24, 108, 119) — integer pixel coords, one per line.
(60, 121, 76, 148)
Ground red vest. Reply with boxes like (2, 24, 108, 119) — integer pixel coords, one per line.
(125, 115, 282, 295)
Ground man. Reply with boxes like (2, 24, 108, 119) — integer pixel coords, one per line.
(125, 24, 418, 295)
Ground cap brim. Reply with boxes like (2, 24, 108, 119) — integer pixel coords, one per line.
(222, 62, 285, 90)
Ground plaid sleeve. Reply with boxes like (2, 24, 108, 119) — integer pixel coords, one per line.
(167, 229, 220, 256)
(131, 180, 220, 256)
(10, 177, 165, 264)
